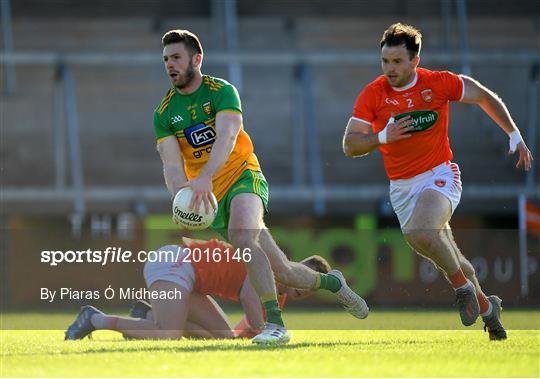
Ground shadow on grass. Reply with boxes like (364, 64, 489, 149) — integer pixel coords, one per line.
(1, 338, 434, 357)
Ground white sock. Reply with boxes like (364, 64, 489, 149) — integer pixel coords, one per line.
(481, 301, 493, 317)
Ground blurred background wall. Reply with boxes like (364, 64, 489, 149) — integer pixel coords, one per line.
(1, 0, 539, 308)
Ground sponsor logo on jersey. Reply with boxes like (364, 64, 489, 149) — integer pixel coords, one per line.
(395, 110, 438, 132)
(184, 123, 216, 148)
(171, 115, 184, 124)
(203, 102, 212, 115)
(193, 146, 212, 159)
(385, 98, 400, 106)
(421, 89, 433, 103)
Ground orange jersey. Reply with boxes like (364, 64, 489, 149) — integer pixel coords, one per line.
(182, 238, 290, 306)
(352, 68, 464, 180)
(184, 238, 247, 301)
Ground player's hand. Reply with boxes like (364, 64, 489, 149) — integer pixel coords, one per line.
(179, 175, 216, 214)
(385, 115, 415, 144)
(171, 188, 182, 226)
(511, 141, 533, 171)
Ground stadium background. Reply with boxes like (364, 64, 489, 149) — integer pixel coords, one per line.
(1, 0, 539, 315)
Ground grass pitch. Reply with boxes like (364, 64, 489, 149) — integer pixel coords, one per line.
(1, 309, 539, 377)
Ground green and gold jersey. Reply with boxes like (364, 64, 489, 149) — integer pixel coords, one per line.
(153, 75, 261, 201)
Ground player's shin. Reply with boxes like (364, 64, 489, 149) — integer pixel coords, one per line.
(240, 241, 284, 327)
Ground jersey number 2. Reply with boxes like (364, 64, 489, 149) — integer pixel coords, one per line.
(406, 99, 414, 108)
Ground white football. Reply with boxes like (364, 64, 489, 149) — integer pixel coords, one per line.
(172, 187, 218, 230)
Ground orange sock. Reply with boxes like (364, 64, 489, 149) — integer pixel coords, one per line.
(477, 292, 490, 314)
(448, 269, 468, 289)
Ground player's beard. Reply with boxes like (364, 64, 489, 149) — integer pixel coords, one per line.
(174, 62, 195, 90)
(391, 70, 415, 88)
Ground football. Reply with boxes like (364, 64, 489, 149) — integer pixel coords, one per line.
(172, 187, 218, 230)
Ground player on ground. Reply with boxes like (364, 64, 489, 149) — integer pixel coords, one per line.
(342, 23, 532, 340)
(65, 238, 332, 340)
(153, 30, 368, 344)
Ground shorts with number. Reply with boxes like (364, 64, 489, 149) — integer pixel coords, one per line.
(389, 161, 462, 229)
(211, 169, 269, 236)
(143, 245, 195, 292)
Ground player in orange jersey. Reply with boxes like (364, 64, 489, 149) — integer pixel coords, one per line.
(342, 23, 533, 340)
(65, 238, 331, 340)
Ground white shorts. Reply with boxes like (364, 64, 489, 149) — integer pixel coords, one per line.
(389, 161, 462, 229)
(143, 245, 195, 292)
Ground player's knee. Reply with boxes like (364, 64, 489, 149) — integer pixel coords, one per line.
(272, 262, 295, 284)
(404, 229, 437, 251)
(228, 229, 259, 250)
(272, 266, 292, 283)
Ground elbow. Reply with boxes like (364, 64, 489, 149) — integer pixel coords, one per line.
(163, 162, 182, 178)
(342, 137, 358, 158)
(343, 143, 369, 158)
(342, 137, 352, 157)
(343, 144, 355, 158)
(163, 162, 181, 171)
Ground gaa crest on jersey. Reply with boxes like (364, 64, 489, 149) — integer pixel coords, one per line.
(203, 102, 212, 116)
(421, 89, 433, 103)
(184, 123, 216, 148)
(435, 179, 446, 188)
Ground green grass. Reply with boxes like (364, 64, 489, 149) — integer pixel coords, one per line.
(1, 310, 539, 377)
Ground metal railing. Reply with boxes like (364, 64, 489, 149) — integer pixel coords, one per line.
(2, 49, 539, 211)
(1, 0, 16, 94)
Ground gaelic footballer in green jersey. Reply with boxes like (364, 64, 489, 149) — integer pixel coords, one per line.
(154, 29, 369, 345)
(153, 75, 261, 202)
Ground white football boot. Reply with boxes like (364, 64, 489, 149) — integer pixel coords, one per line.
(328, 269, 369, 319)
(251, 322, 290, 345)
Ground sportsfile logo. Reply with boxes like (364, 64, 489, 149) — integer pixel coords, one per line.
(184, 123, 216, 148)
(395, 110, 438, 132)
(173, 206, 203, 223)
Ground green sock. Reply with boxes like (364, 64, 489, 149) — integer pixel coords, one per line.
(319, 273, 342, 293)
(262, 299, 284, 327)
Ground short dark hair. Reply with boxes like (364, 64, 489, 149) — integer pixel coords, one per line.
(161, 29, 203, 57)
(380, 23, 422, 59)
(301, 255, 332, 274)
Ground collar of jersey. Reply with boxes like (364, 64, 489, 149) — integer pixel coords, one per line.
(174, 75, 206, 97)
(391, 71, 418, 92)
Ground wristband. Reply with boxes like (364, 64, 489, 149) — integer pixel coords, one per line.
(378, 117, 394, 144)
(508, 130, 523, 153)
(378, 128, 388, 144)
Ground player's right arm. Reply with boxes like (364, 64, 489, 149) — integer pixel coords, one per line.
(153, 106, 188, 198)
(157, 136, 188, 197)
(342, 118, 379, 157)
(342, 116, 414, 157)
(343, 85, 413, 158)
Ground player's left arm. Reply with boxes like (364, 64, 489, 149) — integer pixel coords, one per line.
(460, 75, 533, 170)
(181, 110, 241, 212)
